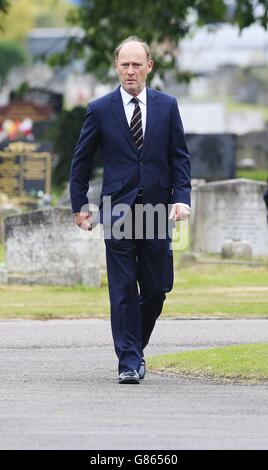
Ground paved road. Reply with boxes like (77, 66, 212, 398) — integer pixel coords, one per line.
(0, 318, 267, 450)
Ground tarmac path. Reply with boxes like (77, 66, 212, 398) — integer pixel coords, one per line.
(0, 318, 267, 450)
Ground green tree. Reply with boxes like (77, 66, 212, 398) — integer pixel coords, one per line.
(46, 107, 102, 188)
(0, 41, 26, 84)
(49, 0, 268, 82)
(46, 107, 85, 188)
(0, 0, 10, 29)
(0, 0, 9, 13)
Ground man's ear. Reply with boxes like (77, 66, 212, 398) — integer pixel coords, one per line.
(147, 60, 154, 73)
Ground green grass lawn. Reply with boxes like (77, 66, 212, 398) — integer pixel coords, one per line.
(164, 262, 268, 317)
(0, 283, 110, 319)
(147, 343, 268, 383)
(0, 260, 268, 319)
(236, 169, 267, 182)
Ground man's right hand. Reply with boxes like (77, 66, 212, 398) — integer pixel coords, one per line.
(73, 211, 93, 231)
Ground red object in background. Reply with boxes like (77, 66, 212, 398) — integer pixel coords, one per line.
(0, 118, 34, 142)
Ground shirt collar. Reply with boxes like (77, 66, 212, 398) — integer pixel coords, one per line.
(120, 85, 147, 105)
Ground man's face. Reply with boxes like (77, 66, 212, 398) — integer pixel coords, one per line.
(115, 41, 153, 96)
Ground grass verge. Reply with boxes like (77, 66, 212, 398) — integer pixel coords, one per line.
(236, 169, 267, 182)
(0, 283, 110, 319)
(0, 260, 268, 319)
(147, 343, 268, 383)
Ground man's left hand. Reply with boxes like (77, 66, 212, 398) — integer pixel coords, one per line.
(169, 203, 190, 221)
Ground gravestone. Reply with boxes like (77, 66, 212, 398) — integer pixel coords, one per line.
(0, 204, 21, 243)
(4, 207, 105, 286)
(226, 110, 265, 134)
(0, 140, 52, 197)
(180, 103, 226, 133)
(186, 134, 236, 180)
(180, 102, 265, 134)
(221, 240, 252, 259)
(0, 192, 21, 243)
(236, 131, 268, 170)
(0, 267, 7, 284)
(191, 179, 268, 256)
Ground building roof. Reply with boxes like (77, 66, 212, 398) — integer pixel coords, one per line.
(0, 101, 54, 124)
(27, 27, 84, 58)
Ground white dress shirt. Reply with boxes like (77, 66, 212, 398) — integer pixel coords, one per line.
(120, 85, 190, 213)
(120, 86, 147, 135)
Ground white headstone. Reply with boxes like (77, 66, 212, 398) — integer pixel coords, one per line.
(179, 102, 226, 133)
(191, 179, 268, 256)
(4, 208, 106, 286)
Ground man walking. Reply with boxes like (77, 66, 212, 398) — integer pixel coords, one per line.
(70, 36, 191, 384)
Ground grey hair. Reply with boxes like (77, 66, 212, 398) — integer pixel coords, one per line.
(114, 36, 152, 61)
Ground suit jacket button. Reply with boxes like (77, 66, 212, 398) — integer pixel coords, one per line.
(140, 161, 143, 166)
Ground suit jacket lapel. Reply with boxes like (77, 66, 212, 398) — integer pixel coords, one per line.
(141, 87, 158, 157)
(110, 86, 158, 156)
(110, 86, 137, 154)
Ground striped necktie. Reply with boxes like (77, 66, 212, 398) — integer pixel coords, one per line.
(130, 97, 143, 151)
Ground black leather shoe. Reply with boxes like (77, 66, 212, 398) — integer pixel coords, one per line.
(118, 370, 140, 384)
(139, 358, 146, 380)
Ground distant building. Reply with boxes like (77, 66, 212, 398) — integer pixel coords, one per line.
(27, 27, 84, 59)
(178, 24, 268, 73)
(2, 28, 93, 110)
(0, 101, 53, 125)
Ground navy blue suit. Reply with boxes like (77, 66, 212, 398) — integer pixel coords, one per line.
(70, 86, 191, 374)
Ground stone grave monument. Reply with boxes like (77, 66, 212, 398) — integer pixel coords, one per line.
(4, 207, 106, 286)
(191, 179, 268, 256)
(186, 133, 236, 181)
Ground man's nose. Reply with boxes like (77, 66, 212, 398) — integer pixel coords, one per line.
(126, 65, 134, 74)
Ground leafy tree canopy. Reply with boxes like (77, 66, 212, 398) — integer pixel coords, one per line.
(45, 107, 92, 187)
(0, 41, 26, 84)
(49, 0, 268, 82)
(0, 0, 9, 13)
(0, 0, 10, 29)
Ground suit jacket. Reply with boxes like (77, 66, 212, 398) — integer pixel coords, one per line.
(70, 86, 191, 222)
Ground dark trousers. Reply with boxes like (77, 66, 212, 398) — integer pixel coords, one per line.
(104, 197, 173, 374)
